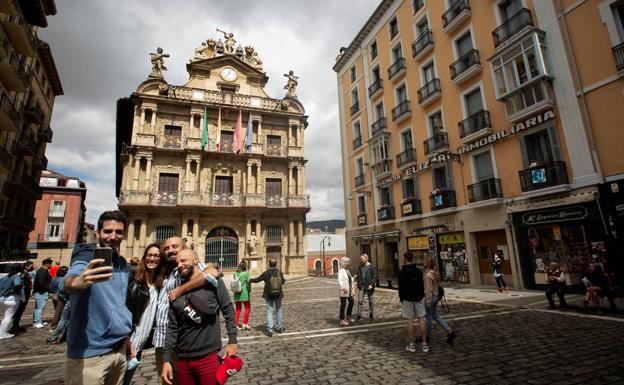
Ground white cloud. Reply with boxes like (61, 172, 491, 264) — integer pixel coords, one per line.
(39, 0, 378, 224)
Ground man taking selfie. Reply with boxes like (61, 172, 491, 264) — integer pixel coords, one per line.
(62, 210, 132, 385)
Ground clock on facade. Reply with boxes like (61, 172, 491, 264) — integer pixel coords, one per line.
(220, 67, 237, 82)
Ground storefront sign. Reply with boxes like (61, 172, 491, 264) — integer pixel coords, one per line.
(438, 232, 465, 244)
(404, 152, 460, 176)
(458, 110, 555, 155)
(522, 206, 588, 225)
(407, 235, 429, 250)
(376, 174, 401, 187)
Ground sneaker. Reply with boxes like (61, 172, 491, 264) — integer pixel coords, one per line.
(265, 329, 273, 337)
(421, 343, 429, 353)
(274, 326, 285, 333)
(33, 323, 44, 329)
(405, 343, 416, 353)
(0, 333, 15, 339)
(346, 317, 353, 325)
(447, 332, 457, 344)
(236, 325, 242, 330)
(242, 324, 251, 330)
(340, 320, 349, 327)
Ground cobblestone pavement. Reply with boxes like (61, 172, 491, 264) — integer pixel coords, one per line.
(1, 277, 623, 384)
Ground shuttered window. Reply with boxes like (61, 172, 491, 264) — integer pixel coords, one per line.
(164, 125, 182, 137)
(158, 173, 179, 192)
(214, 176, 233, 194)
(266, 178, 282, 196)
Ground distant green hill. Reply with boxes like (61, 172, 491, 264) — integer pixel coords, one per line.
(307, 219, 345, 233)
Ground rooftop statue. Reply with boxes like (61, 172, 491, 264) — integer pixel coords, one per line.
(244, 46, 263, 70)
(217, 28, 236, 54)
(149, 47, 169, 77)
(284, 70, 299, 98)
(192, 39, 217, 62)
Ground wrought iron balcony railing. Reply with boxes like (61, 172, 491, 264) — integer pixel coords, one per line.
(396, 148, 417, 168)
(388, 57, 406, 80)
(417, 78, 441, 104)
(459, 109, 491, 138)
(492, 8, 533, 48)
(450, 49, 480, 80)
(519, 161, 568, 192)
(392, 100, 411, 122)
(467, 178, 503, 203)
(442, 0, 470, 29)
(368, 78, 383, 97)
(412, 30, 433, 58)
(423, 132, 448, 155)
(430, 190, 456, 211)
(371, 117, 388, 136)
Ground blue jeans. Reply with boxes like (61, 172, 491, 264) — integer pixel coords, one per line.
(426, 295, 449, 337)
(33, 292, 48, 324)
(266, 297, 283, 331)
(49, 302, 70, 342)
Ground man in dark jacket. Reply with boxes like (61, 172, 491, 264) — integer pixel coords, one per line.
(250, 258, 286, 337)
(161, 250, 238, 385)
(398, 252, 428, 353)
(11, 261, 33, 333)
(32, 258, 52, 328)
(355, 254, 378, 321)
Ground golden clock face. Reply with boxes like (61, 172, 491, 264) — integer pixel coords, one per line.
(220, 67, 237, 82)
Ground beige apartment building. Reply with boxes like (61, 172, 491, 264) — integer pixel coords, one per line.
(0, 0, 62, 260)
(334, 0, 624, 288)
(116, 33, 310, 274)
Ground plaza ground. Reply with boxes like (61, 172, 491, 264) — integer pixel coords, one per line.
(1, 277, 623, 384)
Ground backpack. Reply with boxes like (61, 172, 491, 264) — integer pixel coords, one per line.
(0, 275, 13, 297)
(230, 273, 242, 294)
(400, 266, 424, 301)
(268, 271, 282, 298)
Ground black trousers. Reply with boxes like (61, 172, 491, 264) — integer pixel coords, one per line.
(339, 296, 354, 320)
(495, 275, 507, 289)
(12, 295, 30, 329)
(546, 285, 567, 308)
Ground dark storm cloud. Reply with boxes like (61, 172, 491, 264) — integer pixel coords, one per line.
(38, 0, 378, 223)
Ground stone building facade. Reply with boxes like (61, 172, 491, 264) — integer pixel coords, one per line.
(116, 33, 309, 274)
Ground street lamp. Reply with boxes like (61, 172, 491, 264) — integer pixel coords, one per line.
(320, 235, 332, 276)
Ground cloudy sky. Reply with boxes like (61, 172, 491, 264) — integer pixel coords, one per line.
(37, 0, 378, 224)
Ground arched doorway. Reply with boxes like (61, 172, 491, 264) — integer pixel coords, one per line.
(332, 259, 339, 275)
(205, 227, 238, 270)
(315, 260, 322, 275)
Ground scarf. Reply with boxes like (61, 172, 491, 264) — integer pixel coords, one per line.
(130, 285, 159, 353)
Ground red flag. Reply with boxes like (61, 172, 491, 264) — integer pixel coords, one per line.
(233, 110, 244, 154)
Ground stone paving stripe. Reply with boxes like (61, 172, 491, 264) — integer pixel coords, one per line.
(0, 359, 65, 369)
(529, 308, 624, 323)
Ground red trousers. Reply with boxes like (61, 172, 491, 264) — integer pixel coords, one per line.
(234, 300, 251, 325)
(177, 352, 219, 385)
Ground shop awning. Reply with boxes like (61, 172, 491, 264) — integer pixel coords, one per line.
(351, 230, 401, 241)
(506, 186, 597, 213)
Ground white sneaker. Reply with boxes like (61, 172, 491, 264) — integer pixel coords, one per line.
(0, 333, 15, 339)
(405, 343, 416, 353)
(33, 323, 44, 329)
(421, 343, 429, 353)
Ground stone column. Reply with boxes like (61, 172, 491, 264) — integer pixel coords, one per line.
(301, 166, 305, 193)
(288, 166, 293, 195)
(127, 220, 135, 257)
(192, 216, 200, 250)
(255, 220, 262, 255)
(190, 114, 195, 138)
(181, 219, 188, 242)
(296, 166, 302, 196)
(195, 161, 200, 192)
(139, 219, 147, 249)
(140, 108, 146, 130)
(150, 109, 157, 133)
(145, 156, 152, 190)
(132, 156, 141, 190)
(257, 120, 262, 141)
(126, 154, 134, 190)
(256, 164, 262, 194)
(199, 113, 204, 139)
(297, 219, 303, 255)
(246, 164, 252, 194)
(185, 159, 191, 191)
(289, 220, 295, 256)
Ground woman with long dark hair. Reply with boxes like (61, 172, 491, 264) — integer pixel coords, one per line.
(123, 243, 166, 385)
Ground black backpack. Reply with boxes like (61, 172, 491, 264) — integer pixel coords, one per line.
(401, 266, 424, 301)
(268, 271, 282, 298)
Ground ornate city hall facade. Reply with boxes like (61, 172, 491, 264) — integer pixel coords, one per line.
(116, 32, 309, 274)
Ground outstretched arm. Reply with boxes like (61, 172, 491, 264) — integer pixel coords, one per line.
(168, 265, 219, 302)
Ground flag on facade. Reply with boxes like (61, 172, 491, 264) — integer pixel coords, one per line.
(216, 107, 222, 151)
(233, 110, 244, 154)
(245, 113, 253, 152)
(201, 106, 208, 151)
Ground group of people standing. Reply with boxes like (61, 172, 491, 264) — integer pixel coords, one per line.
(336, 252, 456, 353)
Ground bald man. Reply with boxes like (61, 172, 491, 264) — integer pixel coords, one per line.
(161, 250, 237, 385)
(153, 237, 219, 385)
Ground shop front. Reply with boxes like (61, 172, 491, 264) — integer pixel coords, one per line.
(513, 202, 608, 288)
(437, 232, 469, 283)
(406, 234, 431, 267)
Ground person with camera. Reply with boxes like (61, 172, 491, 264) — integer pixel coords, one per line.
(62, 210, 133, 385)
(161, 249, 239, 385)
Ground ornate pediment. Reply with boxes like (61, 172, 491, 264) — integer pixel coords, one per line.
(186, 55, 268, 86)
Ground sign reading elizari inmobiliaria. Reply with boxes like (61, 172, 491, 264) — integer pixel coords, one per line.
(522, 206, 588, 225)
(458, 110, 555, 155)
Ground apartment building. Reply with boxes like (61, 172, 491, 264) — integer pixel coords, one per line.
(116, 33, 310, 274)
(334, 0, 624, 288)
(0, 0, 62, 260)
(26, 170, 87, 266)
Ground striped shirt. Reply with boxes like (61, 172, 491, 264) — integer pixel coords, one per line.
(153, 262, 206, 348)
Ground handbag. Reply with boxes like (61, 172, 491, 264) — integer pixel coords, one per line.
(230, 274, 242, 294)
(437, 285, 445, 299)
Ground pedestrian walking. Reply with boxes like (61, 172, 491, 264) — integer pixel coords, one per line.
(123, 242, 167, 385)
(338, 257, 354, 326)
(250, 258, 286, 337)
(62, 210, 133, 385)
(232, 261, 251, 331)
(398, 252, 428, 353)
(32, 258, 53, 328)
(424, 258, 456, 345)
(154, 236, 220, 385)
(49, 266, 69, 329)
(0, 264, 25, 339)
(161, 250, 239, 385)
(355, 253, 378, 321)
(10, 261, 34, 333)
(545, 261, 567, 310)
(492, 252, 510, 293)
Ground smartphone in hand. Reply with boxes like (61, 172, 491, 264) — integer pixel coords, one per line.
(93, 247, 113, 267)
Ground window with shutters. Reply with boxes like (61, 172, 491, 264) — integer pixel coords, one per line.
(464, 88, 483, 116)
(433, 165, 452, 190)
(266, 178, 283, 207)
(370, 40, 378, 60)
(402, 176, 418, 199)
(499, 0, 522, 22)
(380, 186, 392, 206)
(358, 194, 366, 214)
(520, 126, 561, 167)
(46, 218, 63, 241)
(472, 151, 495, 182)
(157, 173, 179, 205)
(389, 17, 399, 39)
(48, 200, 66, 218)
(428, 111, 444, 134)
(455, 32, 473, 58)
